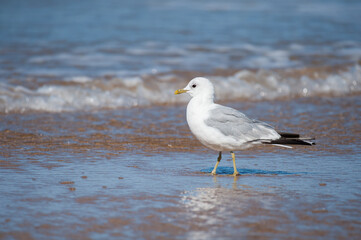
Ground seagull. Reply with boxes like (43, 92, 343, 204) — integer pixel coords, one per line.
(175, 77, 315, 176)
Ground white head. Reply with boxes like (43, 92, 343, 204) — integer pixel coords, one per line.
(175, 77, 215, 99)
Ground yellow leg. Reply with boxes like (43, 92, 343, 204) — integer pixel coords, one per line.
(231, 151, 239, 176)
(211, 152, 222, 175)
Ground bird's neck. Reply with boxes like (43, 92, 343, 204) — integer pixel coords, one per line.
(190, 95, 214, 107)
(187, 95, 214, 126)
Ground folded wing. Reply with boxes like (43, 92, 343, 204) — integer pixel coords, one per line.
(204, 105, 280, 142)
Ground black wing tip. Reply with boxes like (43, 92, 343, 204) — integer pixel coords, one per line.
(274, 132, 316, 146)
(279, 132, 300, 138)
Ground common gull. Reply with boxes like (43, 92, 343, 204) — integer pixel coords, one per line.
(175, 77, 315, 176)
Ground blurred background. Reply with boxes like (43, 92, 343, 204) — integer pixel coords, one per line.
(0, 0, 360, 112)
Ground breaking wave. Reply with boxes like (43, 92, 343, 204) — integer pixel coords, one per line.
(0, 65, 360, 113)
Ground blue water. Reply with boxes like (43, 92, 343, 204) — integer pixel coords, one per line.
(1, 0, 361, 75)
(1, 0, 361, 45)
(0, 0, 360, 113)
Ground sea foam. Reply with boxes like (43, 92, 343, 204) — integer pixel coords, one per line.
(0, 65, 360, 113)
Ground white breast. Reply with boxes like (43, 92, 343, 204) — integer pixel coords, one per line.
(186, 98, 240, 151)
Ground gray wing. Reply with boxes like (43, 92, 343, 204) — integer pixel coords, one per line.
(205, 105, 279, 141)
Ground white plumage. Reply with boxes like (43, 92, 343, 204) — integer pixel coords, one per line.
(175, 77, 314, 176)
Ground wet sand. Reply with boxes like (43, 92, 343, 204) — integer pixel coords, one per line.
(0, 95, 360, 239)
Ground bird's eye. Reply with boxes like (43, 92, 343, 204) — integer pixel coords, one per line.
(192, 84, 197, 88)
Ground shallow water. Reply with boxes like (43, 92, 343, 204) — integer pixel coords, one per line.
(1, 96, 360, 239)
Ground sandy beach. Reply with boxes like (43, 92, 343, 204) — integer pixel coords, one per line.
(1, 95, 360, 239)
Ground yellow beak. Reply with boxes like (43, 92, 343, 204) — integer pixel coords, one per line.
(174, 89, 188, 95)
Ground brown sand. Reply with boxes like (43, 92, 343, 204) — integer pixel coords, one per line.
(0, 95, 360, 239)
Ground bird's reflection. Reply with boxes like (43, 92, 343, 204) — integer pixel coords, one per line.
(182, 175, 286, 239)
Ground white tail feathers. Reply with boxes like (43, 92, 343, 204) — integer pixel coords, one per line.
(272, 144, 293, 149)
